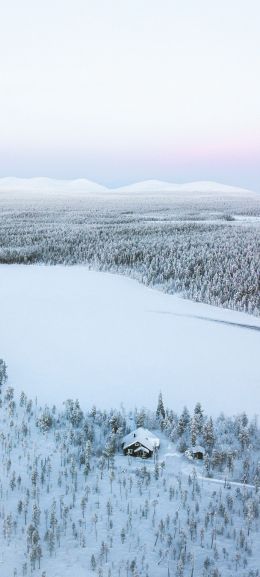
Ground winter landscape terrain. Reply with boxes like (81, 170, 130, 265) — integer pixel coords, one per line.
(0, 180, 260, 577)
(0, 179, 259, 316)
(0, 382, 259, 577)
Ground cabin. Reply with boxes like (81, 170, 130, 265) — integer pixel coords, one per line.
(186, 445, 205, 460)
(121, 427, 160, 459)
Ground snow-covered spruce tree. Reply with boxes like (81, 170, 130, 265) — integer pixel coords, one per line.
(65, 398, 83, 426)
(190, 402, 205, 446)
(135, 408, 146, 428)
(193, 403, 204, 436)
(176, 406, 191, 452)
(83, 439, 92, 478)
(103, 435, 116, 469)
(156, 392, 166, 421)
(0, 358, 8, 391)
(203, 417, 215, 454)
(36, 408, 54, 432)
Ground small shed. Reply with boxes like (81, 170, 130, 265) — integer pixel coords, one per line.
(189, 445, 205, 460)
(121, 427, 160, 459)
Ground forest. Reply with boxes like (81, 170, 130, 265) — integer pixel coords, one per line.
(0, 191, 259, 316)
(0, 365, 259, 577)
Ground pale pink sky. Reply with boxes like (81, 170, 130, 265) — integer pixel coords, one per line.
(0, 0, 259, 190)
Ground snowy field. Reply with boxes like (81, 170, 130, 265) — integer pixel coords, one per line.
(0, 264, 259, 417)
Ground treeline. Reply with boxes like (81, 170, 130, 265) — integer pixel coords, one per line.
(152, 395, 260, 486)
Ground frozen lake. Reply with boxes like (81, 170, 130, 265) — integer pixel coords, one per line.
(0, 265, 259, 416)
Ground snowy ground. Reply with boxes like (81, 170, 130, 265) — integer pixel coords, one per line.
(0, 392, 259, 577)
(0, 265, 259, 417)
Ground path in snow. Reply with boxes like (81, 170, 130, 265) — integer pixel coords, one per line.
(150, 310, 260, 332)
(159, 436, 255, 490)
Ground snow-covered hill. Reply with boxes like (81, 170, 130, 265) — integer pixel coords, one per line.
(0, 177, 257, 198)
(113, 179, 255, 196)
(0, 177, 107, 195)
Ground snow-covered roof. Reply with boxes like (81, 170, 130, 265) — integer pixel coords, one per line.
(134, 446, 149, 454)
(190, 445, 205, 454)
(122, 427, 160, 452)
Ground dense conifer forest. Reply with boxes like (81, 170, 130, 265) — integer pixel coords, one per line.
(0, 191, 260, 315)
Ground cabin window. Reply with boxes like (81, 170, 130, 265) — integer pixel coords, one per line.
(135, 442, 139, 447)
(128, 449, 133, 455)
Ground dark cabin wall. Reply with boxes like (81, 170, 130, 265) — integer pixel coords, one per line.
(123, 443, 152, 458)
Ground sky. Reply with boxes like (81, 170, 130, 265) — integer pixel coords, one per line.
(0, 0, 259, 190)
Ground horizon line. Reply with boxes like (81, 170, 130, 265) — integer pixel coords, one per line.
(0, 175, 257, 194)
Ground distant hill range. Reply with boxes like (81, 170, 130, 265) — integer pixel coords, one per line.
(0, 177, 258, 198)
